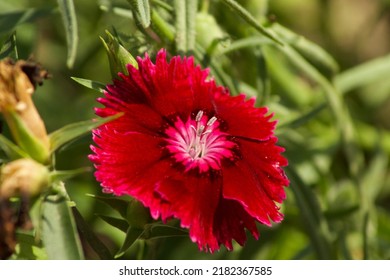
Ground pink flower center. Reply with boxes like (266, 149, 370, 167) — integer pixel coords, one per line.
(164, 111, 237, 173)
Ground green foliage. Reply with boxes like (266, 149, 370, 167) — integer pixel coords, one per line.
(1, 0, 390, 260)
(41, 185, 84, 259)
(56, 0, 78, 68)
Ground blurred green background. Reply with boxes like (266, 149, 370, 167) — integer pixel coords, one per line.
(1, 0, 390, 259)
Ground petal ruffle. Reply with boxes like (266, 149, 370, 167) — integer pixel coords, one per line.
(213, 198, 259, 250)
(222, 159, 285, 226)
(213, 93, 276, 141)
(156, 172, 222, 252)
(90, 130, 165, 196)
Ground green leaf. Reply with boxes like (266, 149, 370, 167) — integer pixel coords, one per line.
(174, 0, 198, 53)
(41, 192, 84, 259)
(49, 167, 91, 183)
(272, 24, 339, 77)
(286, 167, 333, 259)
(56, 0, 78, 68)
(100, 30, 138, 78)
(324, 205, 360, 220)
(0, 134, 30, 160)
(186, 0, 197, 52)
(49, 113, 123, 153)
(89, 194, 129, 219)
(279, 104, 326, 130)
(4, 110, 49, 163)
(71, 77, 105, 93)
(220, 0, 283, 45)
(127, 0, 151, 29)
(273, 43, 363, 177)
(0, 8, 54, 35)
(335, 54, 390, 94)
(142, 223, 188, 240)
(150, 9, 175, 43)
(115, 227, 145, 258)
(97, 214, 129, 233)
(174, 0, 186, 52)
(217, 36, 270, 56)
(72, 207, 112, 259)
(14, 232, 47, 260)
(0, 32, 18, 60)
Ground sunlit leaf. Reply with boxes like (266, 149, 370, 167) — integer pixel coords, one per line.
(50, 167, 91, 183)
(5, 110, 49, 163)
(14, 232, 47, 260)
(49, 113, 122, 153)
(0, 134, 30, 160)
(71, 77, 105, 93)
(41, 191, 84, 259)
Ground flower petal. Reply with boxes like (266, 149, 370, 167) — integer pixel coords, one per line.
(239, 138, 289, 203)
(213, 198, 259, 250)
(156, 173, 221, 252)
(213, 93, 276, 141)
(90, 130, 165, 195)
(222, 159, 285, 226)
(136, 50, 216, 118)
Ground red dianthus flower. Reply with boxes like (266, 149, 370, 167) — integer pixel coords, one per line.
(90, 49, 289, 252)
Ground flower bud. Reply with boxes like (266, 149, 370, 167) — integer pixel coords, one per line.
(0, 158, 49, 199)
(100, 31, 138, 79)
(0, 59, 50, 163)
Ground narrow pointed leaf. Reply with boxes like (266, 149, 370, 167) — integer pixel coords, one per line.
(220, 0, 283, 45)
(186, 0, 197, 52)
(0, 134, 30, 160)
(41, 192, 84, 259)
(97, 214, 129, 233)
(286, 166, 333, 259)
(4, 111, 49, 163)
(279, 104, 326, 130)
(335, 54, 390, 94)
(49, 113, 122, 153)
(174, 0, 186, 52)
(142, 224, 188, 240)
(88, 194, 129, 219)
(71, 77, 105, 93)
(72, 207, 112, 259)
(0, 32, 18, 60)
(273, 24, 339, 77)
(56, 0, 78, 68)
(50, 167, 91, 183)
(115, 227, 145, 258)
(0, 8, 54, 35)
(128, 0, 151, 28)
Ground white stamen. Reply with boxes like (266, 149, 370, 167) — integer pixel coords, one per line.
(207, 116, 217, 127)
(195, 110, 203, 122)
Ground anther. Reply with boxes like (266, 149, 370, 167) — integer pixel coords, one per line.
(207, 116, 217, 127)
(195, 111, 203, 122)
